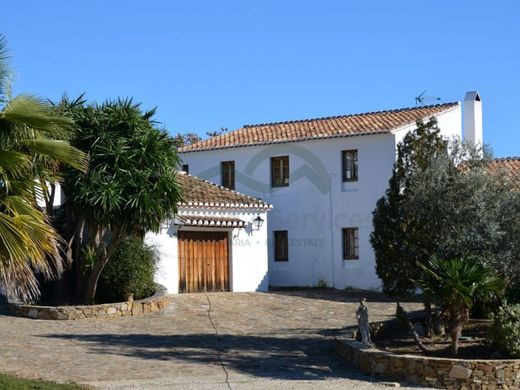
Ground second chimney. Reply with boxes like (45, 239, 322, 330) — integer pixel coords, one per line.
(463, 91, 483, 146)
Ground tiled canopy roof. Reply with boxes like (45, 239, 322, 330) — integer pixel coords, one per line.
(488, 157, 520, 190)
(176, 172, 271, 209)
(179, 102, 459, 153)
(176, 215, 246, 227)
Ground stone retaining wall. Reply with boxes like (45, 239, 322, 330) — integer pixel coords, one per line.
(8, 285, 169, 320)
(335, 337, 520, 389)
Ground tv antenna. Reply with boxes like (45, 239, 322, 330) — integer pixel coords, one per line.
(415, 90, 441, 106)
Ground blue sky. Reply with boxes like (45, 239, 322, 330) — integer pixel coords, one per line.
(4, 1, 519, 157)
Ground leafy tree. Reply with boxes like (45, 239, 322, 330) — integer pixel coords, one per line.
(174, 132, 202, 146)
(416, 257, 504, 355)
(205, 127, 228, 138)
(61, 98, 181, 304)
(370, 118, 447, 297)
(174, 127, 228, 146)
(0, 35, 86, 301)
(405, 141, 520, 285)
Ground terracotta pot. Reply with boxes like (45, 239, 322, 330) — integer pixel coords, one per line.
(124, 293, 134, 304)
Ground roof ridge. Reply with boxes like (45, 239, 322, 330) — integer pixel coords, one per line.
(493, 156, 520, 161)
(242, 102, 459, 129)
(180, 171, 270, 206)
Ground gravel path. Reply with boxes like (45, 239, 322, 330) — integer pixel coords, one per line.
(0, 290, 430, 389)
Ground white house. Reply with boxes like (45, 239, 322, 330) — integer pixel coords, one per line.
(145, 172, 271, 293)
(177, 92, 483, 290)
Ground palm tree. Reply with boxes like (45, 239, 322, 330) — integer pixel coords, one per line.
(61, 98, 181, 304)
(0, 35, 87, 301)
(416, 257, 504, 356)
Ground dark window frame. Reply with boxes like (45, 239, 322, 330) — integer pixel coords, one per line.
(342, 150, 358, 182)
(221, 160, 235, 190)
(342, 227, 359, 260)
(274, 230, 289, 262)
(271, 156, 290, 187)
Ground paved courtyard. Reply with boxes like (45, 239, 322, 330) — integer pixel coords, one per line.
(0, 290, 428, 389)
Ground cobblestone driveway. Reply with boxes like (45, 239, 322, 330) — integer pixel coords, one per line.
(0, 290, 427, 389)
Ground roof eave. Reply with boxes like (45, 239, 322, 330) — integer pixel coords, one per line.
(179, 104, 461, 154)
(178, 129, 392, 154)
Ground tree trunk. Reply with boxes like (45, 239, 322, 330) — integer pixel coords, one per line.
(80, 256, 108, 304)
(71, 223, 126, 304)
(397, 302, 431, 353)
(449, 306, 468, 356)
(79, 233, 124, 304)
(44, 183, 56, 217)
(450, 321, 461, 356)
(424, 300, 433, 337)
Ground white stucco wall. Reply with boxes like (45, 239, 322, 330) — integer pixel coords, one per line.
(145, 222, 179, 293)
(393, 105, 462, 145)
(178, 107, 464, 291)
(145, 207, 269, 294)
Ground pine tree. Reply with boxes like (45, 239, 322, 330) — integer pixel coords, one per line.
(370, 118, 447, 297)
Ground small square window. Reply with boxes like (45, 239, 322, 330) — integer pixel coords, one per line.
(271, 156, 289, 187)
(342, 150, 358, 182)
(274, 230, 288, 261)
(221, 161, 235, 190)
(343, 228, 359, 260)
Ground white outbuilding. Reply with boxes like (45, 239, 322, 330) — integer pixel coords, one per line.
(145, 172, 272, 294)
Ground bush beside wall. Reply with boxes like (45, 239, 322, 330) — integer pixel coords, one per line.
(490, 302, 520, 358)
(96, 238, 159, 303)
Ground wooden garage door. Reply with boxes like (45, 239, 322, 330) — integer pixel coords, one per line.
(178, 231, 229, 293)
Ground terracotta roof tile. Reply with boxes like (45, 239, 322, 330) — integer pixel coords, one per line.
(176, 172, 271, 209)
(488, 157, 520, 190)
(179, 102, 459, 153)
(176, 215, 246, 227)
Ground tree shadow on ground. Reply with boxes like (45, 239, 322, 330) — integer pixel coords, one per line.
(268, 287, 403, 304)
(0, 294, 7, 314)
(41, 330, 370, 381)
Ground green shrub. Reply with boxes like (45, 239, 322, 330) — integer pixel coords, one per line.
(505, 282, 520, 304)
(96, 238, 159, 303)
(489, 302, 520, 358)
(317, 278, 328, 288)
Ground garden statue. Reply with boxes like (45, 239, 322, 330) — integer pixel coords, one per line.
(356, 298, 372, 345)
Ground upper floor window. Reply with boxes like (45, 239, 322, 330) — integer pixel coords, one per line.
(274, 230, 289, 261)
(181, 164, 189, 174)
(221, 161, 235, 190)
(271, 156, 289, 187)
(342, 150, 358, 182)
(342, 227, 359, 260)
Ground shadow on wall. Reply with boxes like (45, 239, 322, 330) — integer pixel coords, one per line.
(256, 272, 269, 292)
(41, 331, 361, 381)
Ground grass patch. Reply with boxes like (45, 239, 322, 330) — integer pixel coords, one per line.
(0, 373, 88, 389)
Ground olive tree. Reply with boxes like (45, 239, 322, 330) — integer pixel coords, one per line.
(405, 141, 520, 284)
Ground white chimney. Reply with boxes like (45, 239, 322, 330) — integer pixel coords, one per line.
(463, 91, 483, 146)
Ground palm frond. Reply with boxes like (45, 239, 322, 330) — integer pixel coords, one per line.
(0, 195, 62, 301)
(1, 95, 73, 136)
(416, 257, 504, 309)
(0, 35, 77, 302)
(0, 34, 11, 100)
(22, 138, 88, 172)
(0, 150, 30, 179)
